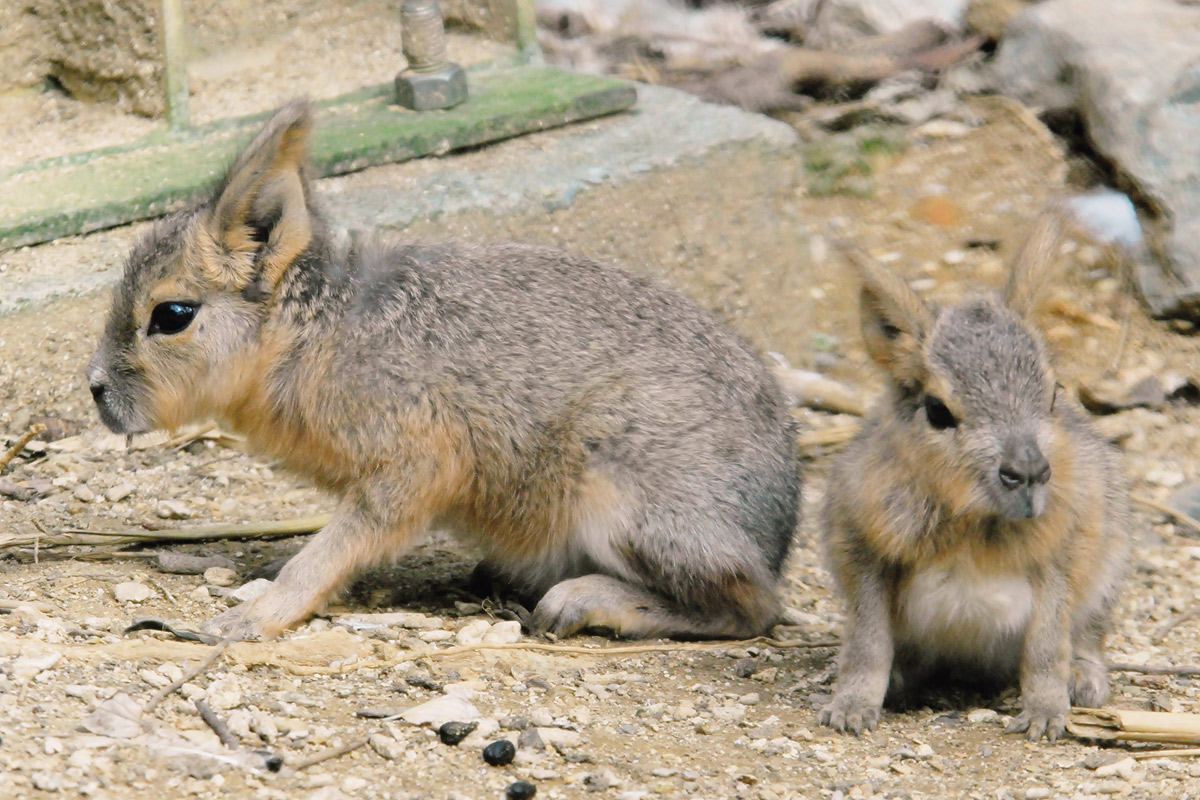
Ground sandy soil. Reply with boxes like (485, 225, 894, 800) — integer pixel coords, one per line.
(4, 27, 1200, 800)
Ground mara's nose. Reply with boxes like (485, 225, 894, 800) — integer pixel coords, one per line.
(90, 383, 107, 403)
(998, 444, 1051, 490)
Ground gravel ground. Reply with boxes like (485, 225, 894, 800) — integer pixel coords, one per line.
(6, 58, 1200, 800)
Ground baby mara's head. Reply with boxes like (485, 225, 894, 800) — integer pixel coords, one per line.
(851, 211, 1068, 523)
(88, 102, 316, 435)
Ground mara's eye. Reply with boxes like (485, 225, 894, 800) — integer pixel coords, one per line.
(923, 394, 958, 430)
(148, 302, 199, 336)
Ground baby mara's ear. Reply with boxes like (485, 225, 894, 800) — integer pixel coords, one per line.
(1003, 204, 1068, 320)
(839, 244, 933, 388)
(204, 100, 314, 298)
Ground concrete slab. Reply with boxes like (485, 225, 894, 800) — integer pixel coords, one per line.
(0, 82, 811, 363)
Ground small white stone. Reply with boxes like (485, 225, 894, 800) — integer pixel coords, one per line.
(399, 694, 480, 726)
(155, 500, 191, 519)
(114, 581, 152, 603)
(72, 485, 95, 503)
(203, 567, 238, 587)
(942, 250, 967, 265)
(231, 578, 273, 603)
(966, 708, 999, 724)
(738, 693, 761, 705)
(419, 630, 455, 642)
(341, 777, 369, 793)
(104, 484, 134, 502)
(537, 727, 582, 750)
(1094, 757, 1137, 779)
(32, 772, 62, 792)
(481, 620, 523, 645)
(455, 619, 492, 646)
(369, 734, 404, 761)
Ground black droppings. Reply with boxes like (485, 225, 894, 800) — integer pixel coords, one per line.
(505, 780, 537, 799)
(438, 720, 477, 746)
(482, 738, 516, 766)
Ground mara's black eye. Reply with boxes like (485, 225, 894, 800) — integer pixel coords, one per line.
(923, 394, 958, 430)
(148, 302, 199, 336)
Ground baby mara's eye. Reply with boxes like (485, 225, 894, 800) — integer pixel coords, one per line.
(923, 394, 958, 430)
(148, 302, 199, 336)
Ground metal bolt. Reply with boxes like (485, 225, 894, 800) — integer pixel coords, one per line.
(395, 0, 467, 111)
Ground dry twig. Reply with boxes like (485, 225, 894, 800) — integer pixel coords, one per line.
(288, 737, 370, 771)
(1155, 606, 1200, 644)
(1130, 748, 1200, 760)
(1109, 661, 1200, 678)
(1132, 495, 1200, 537)
(0, 423, 47, 475)
(145, 638, 231, 713)
(0, 515, 332, 556)
(196, 699, 241, 750)
(413, 635, 839, 662)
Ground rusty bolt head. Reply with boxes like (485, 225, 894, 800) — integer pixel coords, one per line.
(395, 63, 467, 111)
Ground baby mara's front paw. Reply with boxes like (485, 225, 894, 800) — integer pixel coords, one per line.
(818, 690, 882, 736)
(203, 606, 268, 642)
(1004, 701, 1068, 742)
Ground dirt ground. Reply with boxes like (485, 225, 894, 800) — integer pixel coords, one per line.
(6, 28, 1200, 800)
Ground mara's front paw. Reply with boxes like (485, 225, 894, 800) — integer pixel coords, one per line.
(818, 691, 882, 736)
(202, 606, 268, 642)
(1004, 700, 1068, 742)
(202, 591, 296, 642)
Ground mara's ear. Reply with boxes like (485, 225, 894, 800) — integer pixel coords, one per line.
(1004, 204, 1067, 319)
(840, 245, 934, 386)
(207, 100, 314, 295)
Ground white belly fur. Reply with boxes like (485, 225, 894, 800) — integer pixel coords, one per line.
(897, 562, 1033, 670)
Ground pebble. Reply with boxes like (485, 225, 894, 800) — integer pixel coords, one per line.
(518, 727, 544, 750)
(104, 483, 134, 502)
(536, 728, 581, 750)
(156, 552, 235, 575)
(438, 721, 478, 746)
(231, 578, 273, 603)
(942, 249, 967, 265)
(1023, 789, 1051, 800)
(342, 777, 369, 793)
(481, 620, 523, 645)
(401, 695, 481, 727)
(369, 734, 404, 761)
(155, 500, 191, 519)
(12, 652, 61, 681)
(455, 619, 492, 646)
(966, 708, 999, 724)
(113, 581, 152, 603)
(506, 781, 537, 800)
(483, 739, 517, 766)
(1094, 757, 1137, 779)
(32, 772, 62, 792)
(203, 567, 238, 587)
(72, 484, 95, 502)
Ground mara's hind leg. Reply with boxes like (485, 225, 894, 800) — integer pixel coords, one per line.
(528, 464, 793, 640)
(532, 572, 779, 639)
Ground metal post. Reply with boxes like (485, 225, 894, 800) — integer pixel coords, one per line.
(395, 0, 468, 111)
(160, 0, 190, 131)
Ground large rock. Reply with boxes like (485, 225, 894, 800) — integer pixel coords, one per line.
(995, 0, 1200, 318)
(807, 0, 969, 48)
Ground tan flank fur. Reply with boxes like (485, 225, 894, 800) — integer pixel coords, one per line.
(818, 210, 1130, 741)
(87, 101, 801, 642)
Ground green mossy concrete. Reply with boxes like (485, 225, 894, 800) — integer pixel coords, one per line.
(0, 66, 636, 251)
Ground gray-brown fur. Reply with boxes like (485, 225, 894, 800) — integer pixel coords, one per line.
(818, 212, 1130, 741)
(87, 101, 800, 642)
